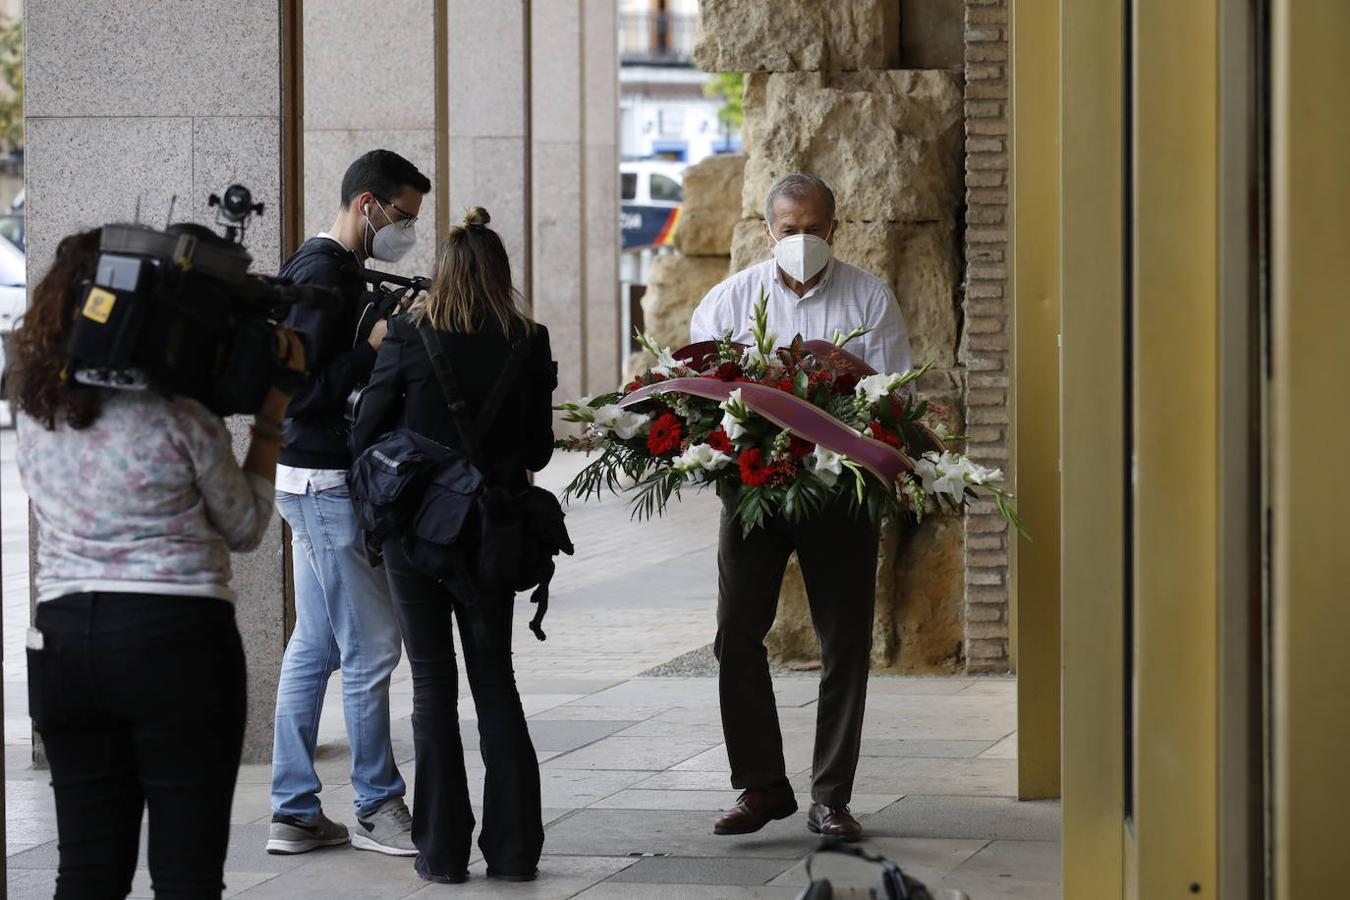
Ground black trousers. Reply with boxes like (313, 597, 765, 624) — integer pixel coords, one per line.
(28, 592, 246, 900)
(714, 493, 880, 807)
(382, 540, 543, 879)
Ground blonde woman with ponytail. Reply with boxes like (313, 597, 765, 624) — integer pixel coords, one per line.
(352, 207, 555, 885)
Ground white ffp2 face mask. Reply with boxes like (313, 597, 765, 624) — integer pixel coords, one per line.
(771, 230, 833, 284)
(365, 200, 417, 263)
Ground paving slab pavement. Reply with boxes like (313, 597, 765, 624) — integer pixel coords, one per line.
(3, 434, 1060, 898)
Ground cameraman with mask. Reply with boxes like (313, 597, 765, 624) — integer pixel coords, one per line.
(12, 228, 304, 897)
(266, 150, 429, 858)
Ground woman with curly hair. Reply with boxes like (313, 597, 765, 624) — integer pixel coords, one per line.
(10, 228, 304, 898)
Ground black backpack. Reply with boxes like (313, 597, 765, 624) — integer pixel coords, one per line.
(347, 324, 572, 640)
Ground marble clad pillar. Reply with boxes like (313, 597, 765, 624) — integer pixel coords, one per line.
(24, 0, 290, 763)
(530, 1, 586, 402)
(446, 0, 530, 290)
(302, 0, 439, 279)
(582, 0, 622, 395)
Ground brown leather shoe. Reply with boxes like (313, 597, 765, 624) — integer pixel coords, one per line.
(807, 802, 863, 841)
(712, 784, 799, 835)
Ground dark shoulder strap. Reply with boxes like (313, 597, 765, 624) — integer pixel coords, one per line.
(473, 342, 527, 436)
(418, 325, 527, 466)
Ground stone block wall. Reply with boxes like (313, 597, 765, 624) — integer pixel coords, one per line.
(960, 0, 1011, 672)
(637, 152, 744, 354)
(694, 0, 900, 73)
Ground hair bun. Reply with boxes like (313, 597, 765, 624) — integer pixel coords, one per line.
(463, 207, 490, 228)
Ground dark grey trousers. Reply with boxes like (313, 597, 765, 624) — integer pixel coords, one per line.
(714, 492, 879, 806)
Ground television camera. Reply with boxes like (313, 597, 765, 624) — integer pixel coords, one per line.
(66, 185, 340, 416)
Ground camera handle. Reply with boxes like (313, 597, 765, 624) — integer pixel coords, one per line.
(360, 268, 432, 294)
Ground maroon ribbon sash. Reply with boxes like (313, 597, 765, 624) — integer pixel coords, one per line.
(666, 340, 873, 376)
(619, 378, 913, 487)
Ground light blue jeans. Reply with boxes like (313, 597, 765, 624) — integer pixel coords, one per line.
(271, 484, 406, 821)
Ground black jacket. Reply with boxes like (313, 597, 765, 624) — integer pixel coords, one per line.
(350, 314, 557, 490)
(278, 237, 376, 469)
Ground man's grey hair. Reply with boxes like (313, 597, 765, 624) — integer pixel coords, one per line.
(764, 173, 837, 227)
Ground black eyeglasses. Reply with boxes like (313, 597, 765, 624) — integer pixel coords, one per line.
(377, 197, 418, 229)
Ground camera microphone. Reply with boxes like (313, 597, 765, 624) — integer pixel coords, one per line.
(210, 184, 265, 225)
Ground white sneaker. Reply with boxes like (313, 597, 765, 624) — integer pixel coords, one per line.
(265, 811, 350, 855)
(351, 798, 417, 856)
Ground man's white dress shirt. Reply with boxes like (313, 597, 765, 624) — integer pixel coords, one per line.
(689, 257, 913, 376)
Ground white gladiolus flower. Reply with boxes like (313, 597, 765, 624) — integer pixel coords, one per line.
(805, 444, 844, 487)
(912, 454, 940, 496)
(651, 347, 681, 377)
(593, 404, 650, 440)
(963, 459, 1004, 486)
(740, 343, 774, 370)
(719, 388, 749, 440)
(672, 442, 734, 481)
(855, 372, 904, 404)
(720, 411, 747, 441)
(915, 451, 994, 501)
(932, 463, 968, 499)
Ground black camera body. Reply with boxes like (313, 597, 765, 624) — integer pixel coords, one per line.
(343, 267, 434, 435)
(66, 186, 337, 416)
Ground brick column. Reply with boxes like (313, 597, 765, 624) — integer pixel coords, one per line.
(961, 0, 1012, 672)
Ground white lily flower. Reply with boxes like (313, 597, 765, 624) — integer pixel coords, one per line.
(805, 444, 844, 487)
(855, 372, 903, 404)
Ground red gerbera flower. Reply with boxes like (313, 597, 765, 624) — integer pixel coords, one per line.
(868, 420, 904, 449)
(705, 428, 733, 453)
(773, 377, 796, 393)
(788, 435, 815, 459)
(647, 412, 683, 456)
(715, 361, 743, 381)
(738, 448, 772, 487)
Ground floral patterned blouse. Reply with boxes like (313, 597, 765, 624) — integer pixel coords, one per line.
(17, 391, 274, 603)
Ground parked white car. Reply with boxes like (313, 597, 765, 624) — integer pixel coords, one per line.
(621, 160, 684, 251)
(620, 160, 684, 207)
